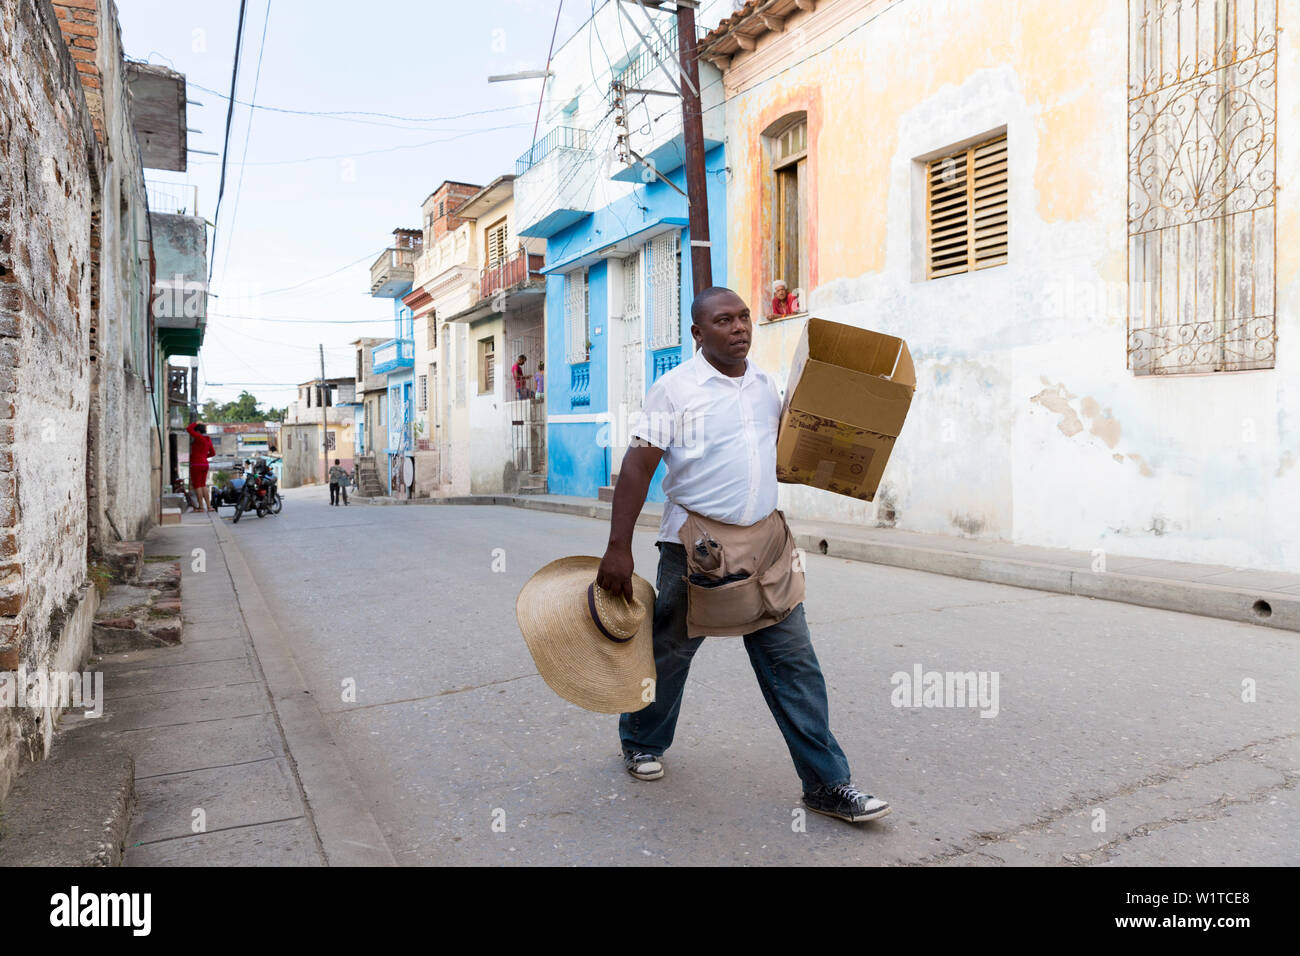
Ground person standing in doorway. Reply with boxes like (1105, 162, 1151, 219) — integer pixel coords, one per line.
(328, 459, 349, 506)
(512, 354, 531, 399)
(186, 421, 215, 514)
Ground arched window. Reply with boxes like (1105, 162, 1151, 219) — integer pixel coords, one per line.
(763, 112, 808, 319)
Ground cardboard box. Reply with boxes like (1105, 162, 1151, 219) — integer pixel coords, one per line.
(776, 318, 916, 502)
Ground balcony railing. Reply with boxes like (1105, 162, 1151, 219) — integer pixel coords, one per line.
(371, 338, 414, 376)
(370, 247, 419, 297)
(515, 126, 590, 175)
(570, 363, 591, 409)
(147, 180, 200, 217)
(167, 366, 188, 399)
(514, 129, 599, 237)
(618, 21, 678, 91)
(609, 20, 720, 184)
(479, 249, 544, 300)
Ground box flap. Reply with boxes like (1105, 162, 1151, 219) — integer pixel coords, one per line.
(789, 359, 913, 437)
(806, 317, 910, 381)
(893, 340, 916, 388)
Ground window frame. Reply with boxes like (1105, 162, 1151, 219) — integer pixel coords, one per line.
(924, 133, 1008, 280)
(564, 268, 590, 365)
(485, 217, 510, 268)
(646, 230, 682, 351)
(478, 335, 496, 395)
(764, 113, 810, 322)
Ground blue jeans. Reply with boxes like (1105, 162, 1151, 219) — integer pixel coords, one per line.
(618, 542, 852, 791)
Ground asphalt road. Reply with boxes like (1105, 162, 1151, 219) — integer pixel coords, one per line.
(224, 487, 1300, 866)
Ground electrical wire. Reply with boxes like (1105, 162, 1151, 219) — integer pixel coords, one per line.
(528, 1, 566, 170)
(219, 122, 534, 167)
(209, 0, 250, 284)
(217, 0, 272, 286)
(186, 82, 539, 128)
(207, 311, 395, 325)
(251, 249, 385, 297)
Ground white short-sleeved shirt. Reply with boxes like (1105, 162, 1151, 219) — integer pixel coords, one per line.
(631, 348, 783, 543)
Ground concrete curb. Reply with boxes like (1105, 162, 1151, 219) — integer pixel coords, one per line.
(353, 493, 1300, 633)
(210, 516, 396, 866)
(789, 532, 1300, 633)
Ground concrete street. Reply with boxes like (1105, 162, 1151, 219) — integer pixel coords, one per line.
(222, 487, 1300, 866)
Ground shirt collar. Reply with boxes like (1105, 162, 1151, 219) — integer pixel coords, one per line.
(693, 347, 762, 387)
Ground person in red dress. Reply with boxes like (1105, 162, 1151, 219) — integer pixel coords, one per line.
(186, 421, 215, 513)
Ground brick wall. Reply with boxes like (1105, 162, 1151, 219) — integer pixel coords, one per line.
(68, 0, 157, 548)
(0, 0, 159, 799)
(0, 0, 101, 796)
(431, 182, 483, 241)
(51, 0, 103, 141)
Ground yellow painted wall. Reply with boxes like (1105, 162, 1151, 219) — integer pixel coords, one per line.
(711, 0, 1300, 570)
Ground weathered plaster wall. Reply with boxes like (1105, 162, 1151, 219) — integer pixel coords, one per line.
(444, 324, 472, 495)
(468, 315, 509, 493)
(81, 0, 155, 547)
(0, 0, 99, 797)
(723, 0, 1300, 571)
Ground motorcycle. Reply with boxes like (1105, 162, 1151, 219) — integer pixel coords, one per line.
(211, 466, 247, 511)
(232, 460, 282, 523)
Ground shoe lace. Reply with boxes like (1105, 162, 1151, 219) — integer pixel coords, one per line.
(829, 783, 867, 802)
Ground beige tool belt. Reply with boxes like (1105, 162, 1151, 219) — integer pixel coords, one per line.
(677, 509, 805, 638)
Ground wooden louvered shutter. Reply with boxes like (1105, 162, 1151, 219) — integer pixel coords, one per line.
(487, 220, 509, 267)
(927, 135, 1008, 278)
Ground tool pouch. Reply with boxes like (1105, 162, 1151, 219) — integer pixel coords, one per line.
(678, 509, 805, 637)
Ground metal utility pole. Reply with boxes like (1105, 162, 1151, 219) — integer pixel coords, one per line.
(675, 0, 711, 293)
(319, 344, 328, 487)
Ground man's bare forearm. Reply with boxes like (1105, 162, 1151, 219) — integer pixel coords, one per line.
(607, 446, 660, 552)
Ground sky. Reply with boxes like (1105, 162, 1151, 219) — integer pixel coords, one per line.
(117, 0, 599, 411)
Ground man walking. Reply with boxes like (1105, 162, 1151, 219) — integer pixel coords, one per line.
(595, 287, 890, 824)
(328, 459, 349, 506)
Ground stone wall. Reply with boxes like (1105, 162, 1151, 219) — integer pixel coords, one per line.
(0, 0, 101, 798)
(60, 0, 156, 549)
(0, 0, 163, 799)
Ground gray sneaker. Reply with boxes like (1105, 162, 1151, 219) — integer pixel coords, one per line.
(802, 783, 891, 823)
(623, 750, 664, 781)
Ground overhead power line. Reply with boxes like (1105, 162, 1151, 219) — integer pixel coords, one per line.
(250, 248, 385, 297)
(214, 123, 532, 167)
(209, 0, 250, 284)
(186, 82, 538, 128)
(529, 1, 566, 166)
(218, 0, 273, 285)
(207, 311, 395, 325)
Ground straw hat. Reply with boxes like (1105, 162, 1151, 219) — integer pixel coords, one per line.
(516, 556, 657, 714)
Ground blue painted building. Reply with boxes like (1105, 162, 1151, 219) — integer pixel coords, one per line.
(536, 147, 728, 500)
(368, 229, 421, 494)
(510, 3, 730, 501)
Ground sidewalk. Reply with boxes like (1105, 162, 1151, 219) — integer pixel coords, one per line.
(357, 492, 1300, 633)
(49, 510, 392, 865)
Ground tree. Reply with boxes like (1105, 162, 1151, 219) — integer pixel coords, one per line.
(198, 391, 275, 423)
